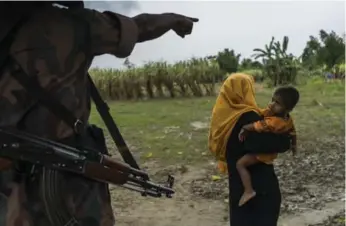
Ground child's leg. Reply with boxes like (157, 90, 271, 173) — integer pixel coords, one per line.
(236, 154, 259, 192)
(236, 154, 260, 206)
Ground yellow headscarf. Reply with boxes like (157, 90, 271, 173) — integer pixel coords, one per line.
(208, 73, 262, 173)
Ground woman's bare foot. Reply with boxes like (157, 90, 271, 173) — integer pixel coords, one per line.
(238, 191, 256, 206)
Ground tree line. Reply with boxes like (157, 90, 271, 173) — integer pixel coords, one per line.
(209, 29, 345, 85)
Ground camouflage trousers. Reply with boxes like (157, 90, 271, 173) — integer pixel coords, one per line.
(0, 125, 115, 226)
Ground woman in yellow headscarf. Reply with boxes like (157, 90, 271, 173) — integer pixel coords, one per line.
(208, 73, 261, 173)
(208, 73, 291, 226)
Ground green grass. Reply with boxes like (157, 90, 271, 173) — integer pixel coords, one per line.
(89, 78, 345, 165)
(90, 97, 214, 164)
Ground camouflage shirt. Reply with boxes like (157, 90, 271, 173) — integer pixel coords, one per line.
(0, 4, 138, 226)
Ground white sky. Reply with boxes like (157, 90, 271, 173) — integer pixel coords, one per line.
(85, 0, 346, 69)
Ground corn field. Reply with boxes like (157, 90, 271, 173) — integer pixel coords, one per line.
(89, 58, 226, 100)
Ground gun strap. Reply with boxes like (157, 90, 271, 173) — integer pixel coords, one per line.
(10, 66, 85, 135)
(0, 9, 141, 171)
(88, 76, 142, 171)
(1, 11, 84, 135)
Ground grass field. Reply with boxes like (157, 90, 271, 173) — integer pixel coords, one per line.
(88, 78, 345, 226)
(89, 78, 344, 164)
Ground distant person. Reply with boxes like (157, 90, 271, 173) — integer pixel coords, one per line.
(209, 73, 293, 226)
(325, 72, 334, 82)
(237, 86, 299, 206)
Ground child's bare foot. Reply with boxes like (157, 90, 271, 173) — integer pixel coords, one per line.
(238, 191, 256, 206)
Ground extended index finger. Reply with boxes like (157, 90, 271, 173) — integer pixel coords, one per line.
(187, 17, 199, 22)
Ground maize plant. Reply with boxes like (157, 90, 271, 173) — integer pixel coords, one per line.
(89, 58, 223, 100)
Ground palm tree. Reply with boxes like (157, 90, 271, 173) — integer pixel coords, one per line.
(253, 36, 299, 85)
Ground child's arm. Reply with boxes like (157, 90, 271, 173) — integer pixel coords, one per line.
(238, 109, 271, 142)
(238, 117, 285, 143)
(238, 121, 264, 141)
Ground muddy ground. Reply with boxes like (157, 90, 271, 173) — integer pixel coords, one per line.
(108, 135, 345, 226)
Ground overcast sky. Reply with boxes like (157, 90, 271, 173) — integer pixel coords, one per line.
(84, 0, 345, 69)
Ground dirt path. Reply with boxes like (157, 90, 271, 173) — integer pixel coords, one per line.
(278, 200, 345, 226)
(113, 194, 226, 226)
(111, 165, 228, 226)
(109, 164, 344, 226)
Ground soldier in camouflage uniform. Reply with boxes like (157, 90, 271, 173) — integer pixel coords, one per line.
(0, 2, 198, 226)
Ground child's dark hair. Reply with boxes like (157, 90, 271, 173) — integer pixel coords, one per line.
(274, 86, 300, 111)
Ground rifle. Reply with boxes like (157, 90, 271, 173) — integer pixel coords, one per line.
(0, 127, 174, 198)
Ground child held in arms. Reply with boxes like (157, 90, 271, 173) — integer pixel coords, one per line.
(237, 86, 300, 206)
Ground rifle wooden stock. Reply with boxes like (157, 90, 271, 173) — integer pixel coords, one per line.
(102, 155, 148, 178)
(0, 157, 13, 170)
(84, 161, 129, 185)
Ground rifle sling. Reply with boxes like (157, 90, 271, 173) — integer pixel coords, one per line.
(10, 66, 84, 135)
(88, 76, 141, 171)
